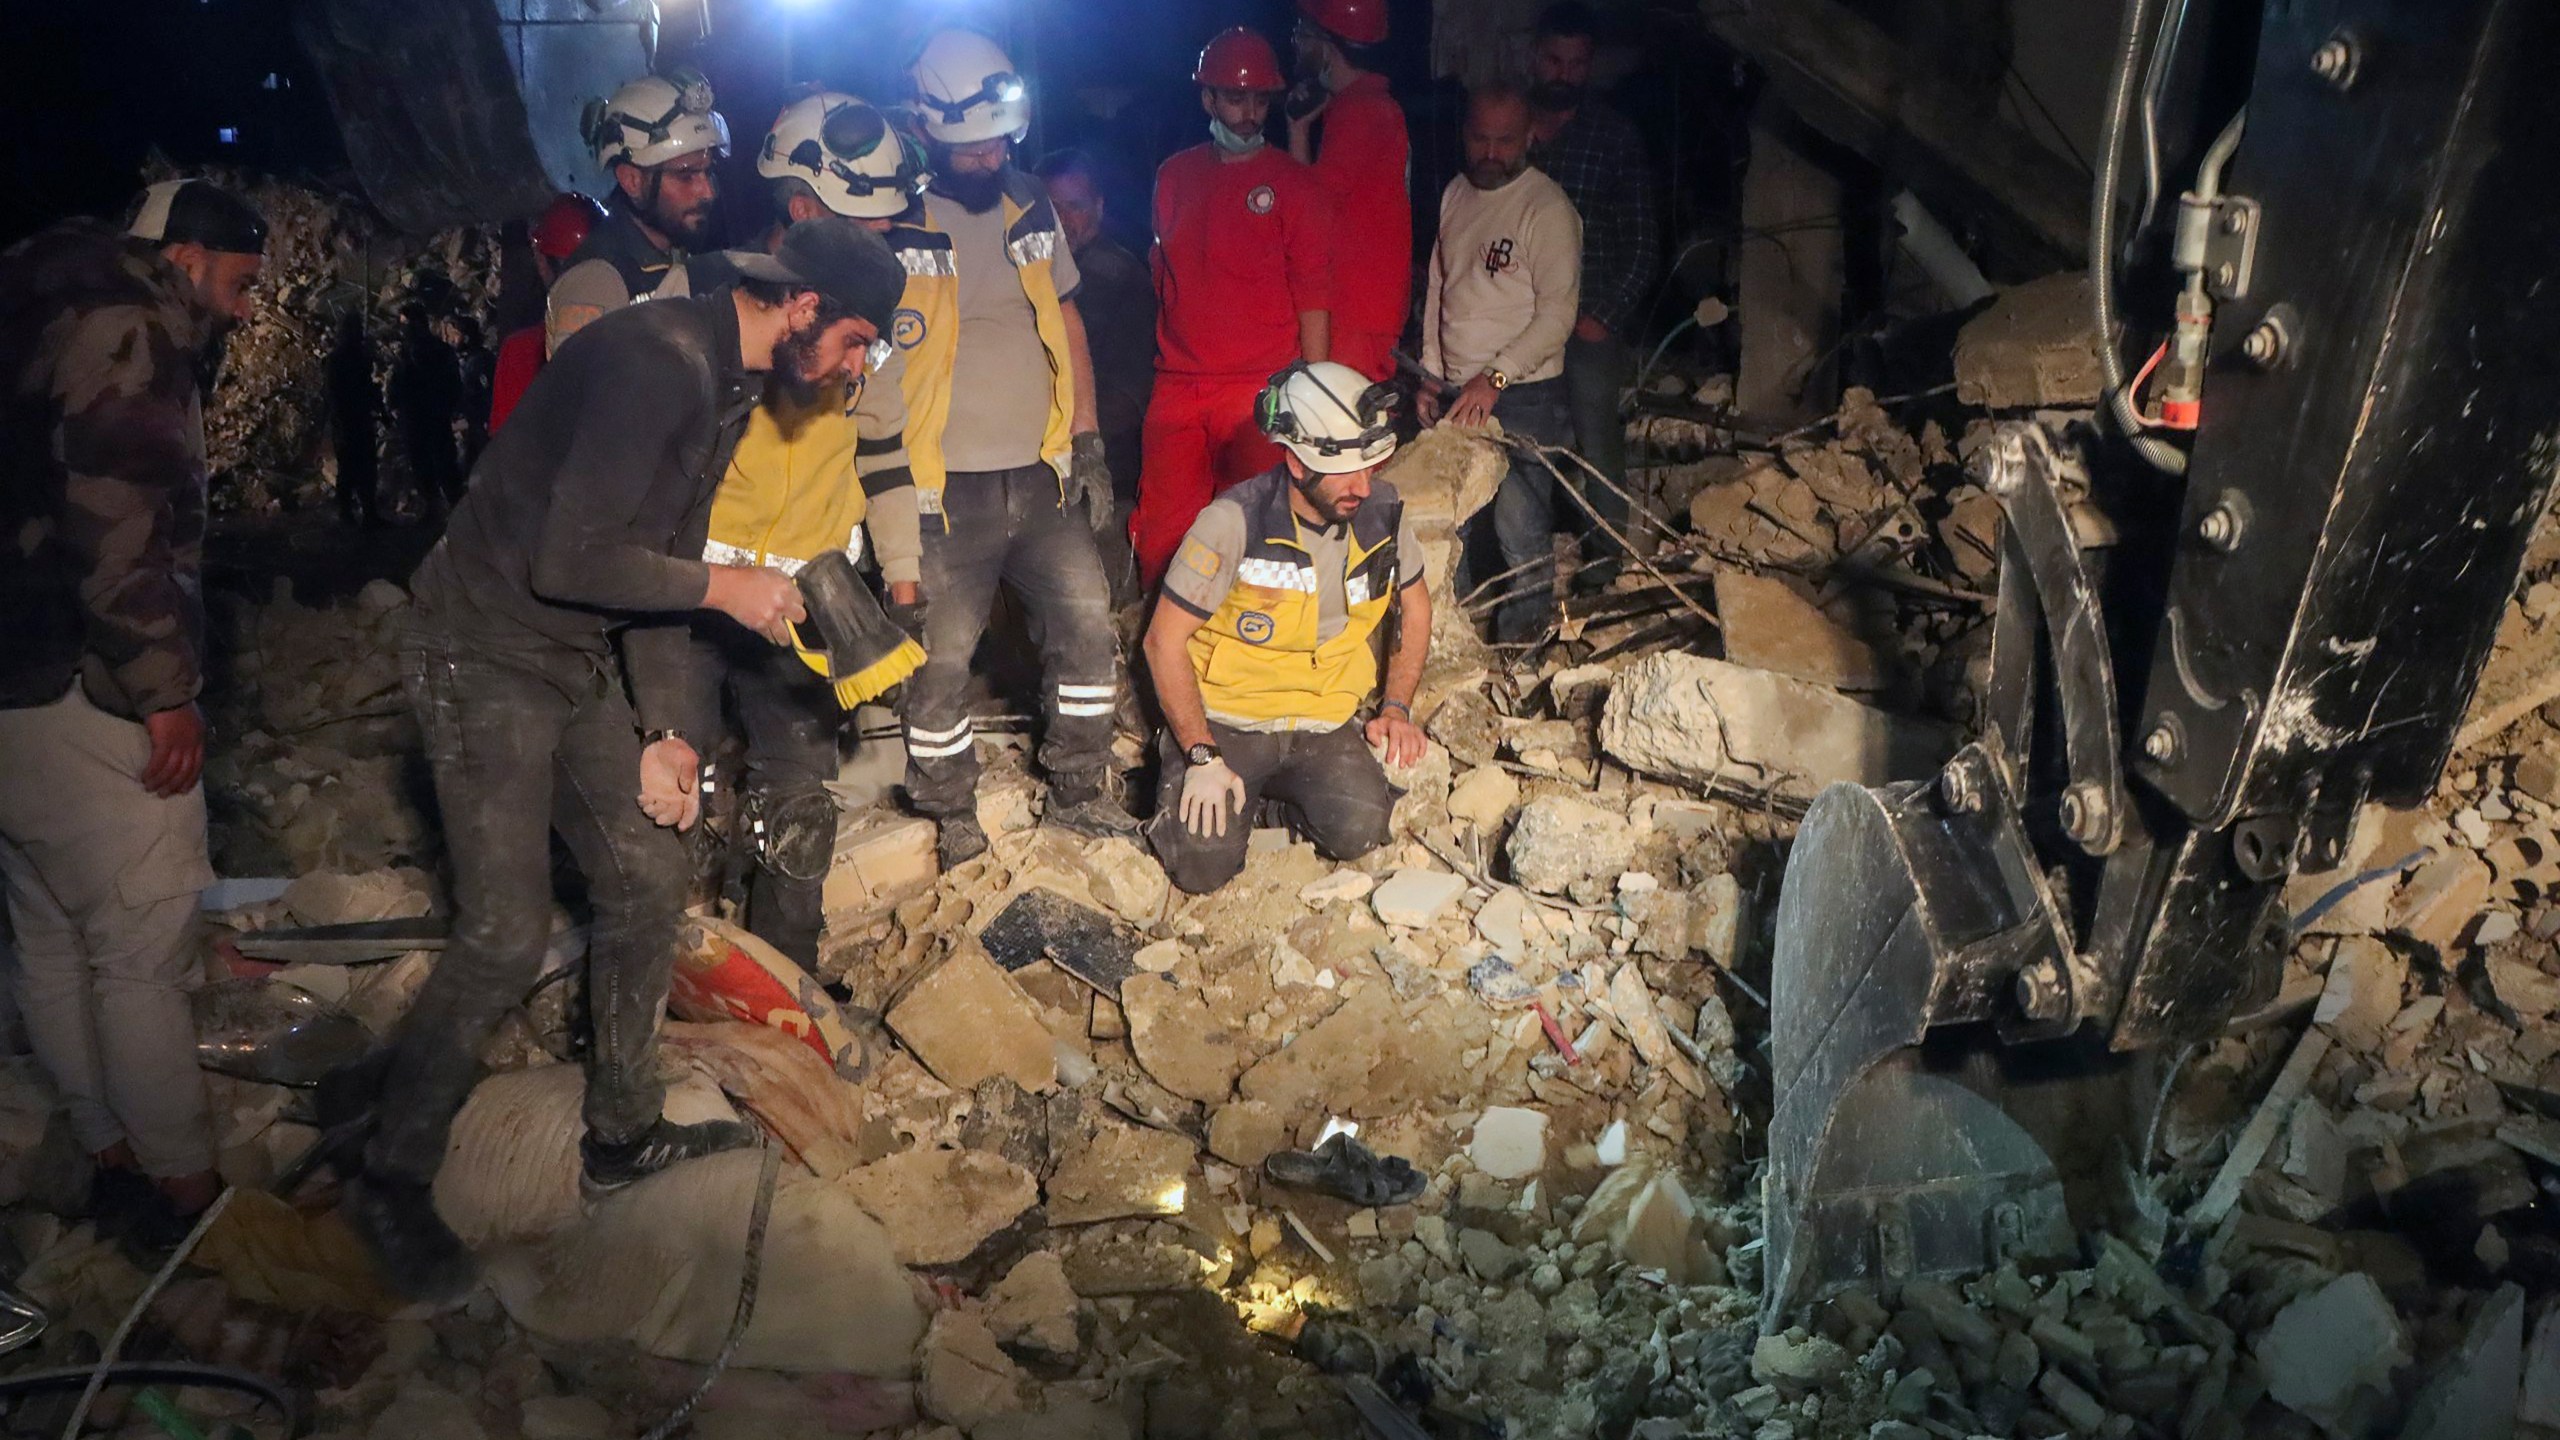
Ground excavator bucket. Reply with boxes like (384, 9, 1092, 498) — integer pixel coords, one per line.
(1762, 774, 2099, 1323)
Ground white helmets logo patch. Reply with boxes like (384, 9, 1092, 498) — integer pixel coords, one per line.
(1246, 185, 1276, 215)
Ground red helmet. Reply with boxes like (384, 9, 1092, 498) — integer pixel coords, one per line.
(1195, 27, 1284, 91)
(1296, 0, 1387, 47)
(530, 192, 606, 260)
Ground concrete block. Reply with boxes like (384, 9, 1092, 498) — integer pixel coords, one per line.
(1468, 1107, 1548, 1180)
(2401, 1283, 2521, 1440)
(823, 813, 939, 926)
(886, 947, 1058, 1093)
(2254, 1272, 2407, 1432)
(1447, 765, 1523, 830)
(1713, 570, 1888, 691)
(1506, 794, 1639, 897)
(1371, 868, 1468, 928)
(1599, 651, 1952, 806)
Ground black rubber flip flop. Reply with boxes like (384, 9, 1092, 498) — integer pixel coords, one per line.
(1263, 1134, 1426, 1208)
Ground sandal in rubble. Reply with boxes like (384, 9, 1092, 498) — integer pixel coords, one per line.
(1263, 1134, 1426, 1208)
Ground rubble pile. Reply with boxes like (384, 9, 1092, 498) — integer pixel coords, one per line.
(202, 578, 436, 876)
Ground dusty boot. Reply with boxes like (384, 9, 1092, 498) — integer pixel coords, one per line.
(1047, 788, 1138, 840)
(936, 812, 989, 870)
(343, 1174, 477, 1302)
(579, 1117, 756, 1199)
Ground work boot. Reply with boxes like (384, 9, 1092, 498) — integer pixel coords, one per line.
(1047, 789, 1139, 840)
(343, 1174, 477, 1302)
(579, 1117, 756, 1200)
(936, 812, 989, 870)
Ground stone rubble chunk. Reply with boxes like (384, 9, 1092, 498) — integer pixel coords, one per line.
(1615, 1170, 1716, 1285)
(840, 1145, 1039, 1266)
(1206, 1100, 1288, 1169)
(920, 1310, 1034, 1430)
(2488, 956, 2560, 1019)
(2314, 936, 2402, 1049)
(518, 1395, 614, 1440)
(2522, 1298, 2560, 1428)
(1505, 794, 1638, 898)
(1598, 651, 1953, 806)
(1447, 766, 1523, 830)
(823, 814, 939, 926)
(1713, 570, 1888, 691)
(1604, 963, 1706, 1099)
(1048, 1124, 1196, 1226)
(983, 1251, 1082, 1361)
(2399, 1283, 2522, 1440)
(2254, 1272, 2407, 1433)
(1370, 868, 1469, 928)
(1468, 1106, 1548, 1180)
(886, 947, 1059, 1094)
(2391, 851, 2493, 952)
(1751, 1330, 1849, 1387)
(1120, 974, 1243, 1104)
(1298, 870, 1376, 906)
(1952, 272, 2104, 409)
(1079, 838, 1170, 924)
(1456, 1226, 1523, 1282)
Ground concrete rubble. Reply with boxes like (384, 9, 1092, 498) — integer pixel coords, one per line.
(19, 322, 2560, 1440)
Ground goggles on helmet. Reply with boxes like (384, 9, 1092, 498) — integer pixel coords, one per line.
(920, 71, 1028, 129)
(1261, 364, 1401, 458)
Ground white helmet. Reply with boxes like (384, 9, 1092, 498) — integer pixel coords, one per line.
(584, 68, 732, 171)
(758, 92, 929, 220)
(1258, 361, 1401, 474)
(909, 29, 1030, 145)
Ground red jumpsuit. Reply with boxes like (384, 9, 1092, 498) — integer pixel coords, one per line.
(1133, 142, 1334, 588)
(1309, 73, 1412, 383)
(487, 325, 546, 433)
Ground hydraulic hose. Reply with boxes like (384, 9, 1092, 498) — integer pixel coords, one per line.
(2091, 0, 2191, 476)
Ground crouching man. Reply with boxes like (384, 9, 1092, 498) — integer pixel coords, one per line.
(1142, 361, 1429, 893)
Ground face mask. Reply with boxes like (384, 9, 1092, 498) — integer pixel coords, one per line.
(1211, 117, 1266, 155)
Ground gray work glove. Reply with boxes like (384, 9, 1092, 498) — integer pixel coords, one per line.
(885, 593, 928, 645)
(1067, 432, 1112, 520)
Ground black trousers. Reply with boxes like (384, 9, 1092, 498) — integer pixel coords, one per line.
(711, 631, 839, 971)
(1145, 721, 1394, 894)
(903, 465, 1120, 815)
(370, 618, 684, 1186)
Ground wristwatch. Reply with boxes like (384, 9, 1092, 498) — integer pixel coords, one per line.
(1485, 369, 1511, 391)
(643, 728, 692, 750)
(1186, 742, 1221, 767)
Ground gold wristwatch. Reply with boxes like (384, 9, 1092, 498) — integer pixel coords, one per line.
(1485, 369, 1511, 390)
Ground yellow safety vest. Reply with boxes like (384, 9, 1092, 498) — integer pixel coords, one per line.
(1187, 470, 1405, 730)
(888, 181, 1077, 516)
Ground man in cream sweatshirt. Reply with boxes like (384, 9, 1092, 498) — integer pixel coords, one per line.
(1419, 83, 1583, 643)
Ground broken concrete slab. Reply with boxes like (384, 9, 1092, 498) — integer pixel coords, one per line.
(1206, 1100, 1288, 1169)
(1604, 963, 1706, 1099)
(1456, 1226, 1523, 1282)
(1237, 983, 1479, 1124)
(838, 1145, 1038, 1266)
(1616, 1170, 1715, 1285)
(1121, 973, 1245, 1105)
(2392, 851, 2493, 953)
(1055, 1228, 1213, 1295)
(2400, 1283, 2521, 1440)
(1712, 570, 1888, 691)
(1952, 272, 2103, 409)
(2523, 1299, 2560, 1428)
(1077, 838, 1169, 926)
(1468, 1107, 1548, 1181)
(920, 1310, 1033, 1431)
(2314, 936, 2403, 1050)
(1505, 795, 1639, 899)
(886, 947, 1058, 1094)
(983, 1251, 1081, 1361)
(1046, 1124, 1195, 1225)
(1599, 651, 1953, 806)
(2488, 956, 2560, 1019)
(1370, 868, 1468, 928)
(1298, 870, 1376, 906)
(2254, 1272, 2407, 1434)
(823, 813, 940, 926)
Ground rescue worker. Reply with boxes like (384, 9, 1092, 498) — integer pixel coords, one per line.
(898, 29, 1136, 869)
(1142, 361, 1429, 895)
(342, 219, 904, 1300)
(650, 91, 931, 971)
(0, 179, 265, 1249)
(1527, 2, 1658, 592)
(1285, 0, 1411, 383)
(491, 192, 605, 432)
(1129, 26, 1335, 590)
(1034, 149, 1154, 530)
(1418, 84, 1581, 644)
(546, 68, 730, 354)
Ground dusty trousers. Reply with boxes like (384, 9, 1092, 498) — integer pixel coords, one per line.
(719, 632, 840, 971)
(0, 682, 214, 1178)
(1131, 375, 1284, 589)
(903, 466, 1121, 816)
(367, 617, 687, 1187)
(1563, 331, 1633, 562)
(1144, 722, 1393, 894)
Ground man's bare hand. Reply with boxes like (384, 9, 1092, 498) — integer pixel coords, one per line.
(704, 564, 806, 645)
(1415, 385, 1445, 426)
(1365, 708, 1425, 769)
(637, 736, 703, 831)
(140, 703, 206, 797)
(1445, 374, 1501, 427)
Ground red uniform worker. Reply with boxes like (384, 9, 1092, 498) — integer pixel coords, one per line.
(489, 192, 605, 432)
(1133, 28, 1335, 589)
(1289, 0, 1410, 382)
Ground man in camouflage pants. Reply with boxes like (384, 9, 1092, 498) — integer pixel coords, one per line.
(0, 179, 265, 1247)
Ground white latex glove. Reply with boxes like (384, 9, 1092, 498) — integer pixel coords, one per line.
(1179, 757, 1247, 839)
(638, 736, 703, 831)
